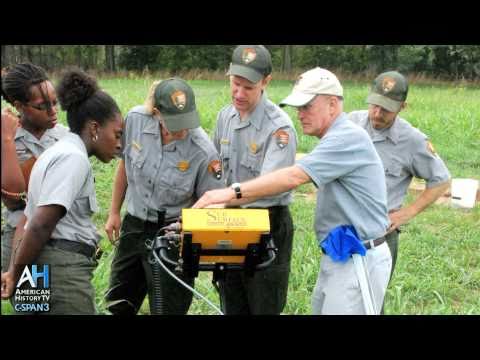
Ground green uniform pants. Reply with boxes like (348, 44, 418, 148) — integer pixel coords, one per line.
(105, 214, 194, 315)
(217, 206, 294, 315)
(1, 222, 15, 272)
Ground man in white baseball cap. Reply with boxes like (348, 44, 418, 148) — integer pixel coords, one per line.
(194, 67, 392, 314)
(280, 67, 343, 107)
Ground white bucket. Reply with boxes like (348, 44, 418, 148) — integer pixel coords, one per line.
(450, 178, 479, 209)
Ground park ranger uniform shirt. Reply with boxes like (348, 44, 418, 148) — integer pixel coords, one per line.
(122, 106, 225, 222)
(214, 92, 297, 208)
(3, 124, 69, 227)
(24, 132, 101, 248)
(296, 113, 389, 243)
(348, 110, 451, 212)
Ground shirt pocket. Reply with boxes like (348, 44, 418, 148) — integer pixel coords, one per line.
(240, 151, 262, 177)
(128, 146, 146, 169)
(160, 169, 195, 205)
(385, 162, 403, 178)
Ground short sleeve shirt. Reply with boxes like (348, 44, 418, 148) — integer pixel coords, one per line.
(122, 106, 225, 222)
(3, 124, 69, 227)
(24, 133, 101, 247)
(296, 113, 389, 243)
(214, 92, 297, 208)
(348, 110, 451, 211)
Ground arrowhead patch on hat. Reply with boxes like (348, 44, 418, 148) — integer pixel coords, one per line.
(382, 77, 396, 93)
(208, 160, 222, 180)
(171, 90, 187, 110)
(242, 48, 257, 64)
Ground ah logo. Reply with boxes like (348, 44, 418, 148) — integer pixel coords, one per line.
(17, 265, 50, 288)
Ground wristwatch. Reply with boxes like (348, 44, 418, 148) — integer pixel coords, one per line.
(231, 183, 242, 199)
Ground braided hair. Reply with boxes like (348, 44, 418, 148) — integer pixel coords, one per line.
(1, 62, 49, 105)
(56, 68, 121, 134)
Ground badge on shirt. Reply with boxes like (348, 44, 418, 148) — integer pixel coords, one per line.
(250, 142, 258, 154)
(273, 130, 289, 149)
(220, 139, 230, 145)
(208, 160, 222, 180)
(177, 160, 190, 172)
(427, 141, 438, 157)
(132, 141, 142, 152)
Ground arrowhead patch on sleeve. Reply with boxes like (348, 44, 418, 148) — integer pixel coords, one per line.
(274, 130, 289, 149)
(208, 160, 222, 180)
(427, 141, 438, 157)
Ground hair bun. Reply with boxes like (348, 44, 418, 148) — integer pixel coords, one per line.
(57, 69, 99, 112)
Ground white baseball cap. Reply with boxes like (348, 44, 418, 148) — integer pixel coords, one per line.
(280, 67, 343, 107)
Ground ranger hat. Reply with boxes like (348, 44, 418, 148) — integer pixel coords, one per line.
(366, 71, 408, 113)
(280, 67, 343, 107)
(227, 45, 272, 84)
(154, 78, 200, 132)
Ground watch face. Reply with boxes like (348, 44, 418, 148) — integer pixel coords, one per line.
(232, 183, 241, 199)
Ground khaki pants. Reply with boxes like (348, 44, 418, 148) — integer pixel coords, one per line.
(311, 242, 392, 315)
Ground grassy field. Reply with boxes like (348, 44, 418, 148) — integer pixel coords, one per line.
(2, 77, 479, 315)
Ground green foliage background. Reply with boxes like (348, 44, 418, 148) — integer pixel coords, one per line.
(2, 77, 479, 315)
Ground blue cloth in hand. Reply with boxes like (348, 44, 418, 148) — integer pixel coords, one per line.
(320, 225, 367, 263)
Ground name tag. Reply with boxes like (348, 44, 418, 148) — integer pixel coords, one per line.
(220, 139, 230, 145)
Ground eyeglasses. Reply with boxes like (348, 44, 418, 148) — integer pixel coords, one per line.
(25, 99, 58, 112)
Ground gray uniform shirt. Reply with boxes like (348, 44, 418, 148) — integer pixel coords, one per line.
(24, 133, 101, 248)
(348, 110, 451, 212)
(122, 106, 225, 222)
(296, 113, 389, 243)
(214, 92, 297, 208)
(3, 124, 69, 227)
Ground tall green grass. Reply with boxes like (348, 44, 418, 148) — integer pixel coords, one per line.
(2, 78, 479, 315)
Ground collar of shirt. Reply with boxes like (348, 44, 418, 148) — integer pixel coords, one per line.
(366, 115, 400, 145)
(15, 125, 64, 144)
(326, 112, 348, 135)
(63, 132, 89, 157)
(162, 129, 194, 156)
(231, 92, 268, 131)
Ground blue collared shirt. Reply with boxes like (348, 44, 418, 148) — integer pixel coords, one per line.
(297, 113, 389, 242)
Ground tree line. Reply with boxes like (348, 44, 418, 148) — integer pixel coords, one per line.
(2, 45, 479, 80)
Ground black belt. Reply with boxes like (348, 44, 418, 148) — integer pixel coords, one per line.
(362, 236, 387, 250)
(48, 238, 96, 258)
(320, 236, 387, 255)
(125, 213, 178, 232)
